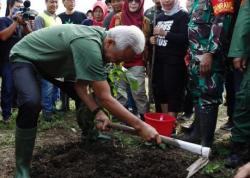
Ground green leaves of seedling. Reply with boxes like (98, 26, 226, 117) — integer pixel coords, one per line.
(202, 161, 224, 175)
(106, 63, 139, 97)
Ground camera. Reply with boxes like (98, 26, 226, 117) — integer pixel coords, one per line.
(13, 0, 37, 21)
(21, 0, 36, 20)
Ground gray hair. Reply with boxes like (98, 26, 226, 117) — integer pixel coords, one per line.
(107, 25, 145, 54)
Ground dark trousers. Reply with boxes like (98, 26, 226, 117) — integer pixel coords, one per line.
(1, 62, 15, 119)
(225, 68, 235, 119)
(12, 62, 80, 129)
(225, 69, 243, 120)
(232, 63, 250, 143)
(183, 87, 194, 114)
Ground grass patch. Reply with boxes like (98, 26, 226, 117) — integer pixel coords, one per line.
(0, 110, 18, 130)
(38, 111, 77, 131)
(0, 132, 15, 147)
(202, 160, 236, 178)
(112, 130, 142, 148)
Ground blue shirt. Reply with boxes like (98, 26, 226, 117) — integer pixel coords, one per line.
(0, 17, 22, 63)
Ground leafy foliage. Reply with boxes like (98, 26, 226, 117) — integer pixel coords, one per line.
(106, 63, 139, 97)
(202, 161, 224, 175)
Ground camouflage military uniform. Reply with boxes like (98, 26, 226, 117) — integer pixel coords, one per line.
(188, 0, 232, 109)
(186, 0, 233, 146)
(144, 6, 163, 25)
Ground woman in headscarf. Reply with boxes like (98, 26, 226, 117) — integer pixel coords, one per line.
(150, 0, 189, 117)
(109, 0, 150, 120)
(82, 0, 107, 27)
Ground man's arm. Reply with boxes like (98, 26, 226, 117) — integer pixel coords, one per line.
(74, 80, 110, 130)
(0, 14, 32, 41)
(90, 80, 161, 143)
(0, 21, 18, 41)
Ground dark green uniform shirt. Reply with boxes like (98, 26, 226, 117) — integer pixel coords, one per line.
(228, 0, 250, 58)
(10, 24, 107, 81)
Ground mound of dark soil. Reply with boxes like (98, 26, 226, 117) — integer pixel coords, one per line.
(31, 137, 199, 178)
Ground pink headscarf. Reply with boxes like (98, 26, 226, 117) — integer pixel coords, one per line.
(92, 1, 108, 26)
(121, 0, 144, 28)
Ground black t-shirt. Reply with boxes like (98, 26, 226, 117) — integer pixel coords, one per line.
(155, 10, 189, 64)
(0, 17, 22, 63)
(58, 11, 86, 24)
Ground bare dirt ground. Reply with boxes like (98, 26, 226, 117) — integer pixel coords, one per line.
(0, 106, 237, 178)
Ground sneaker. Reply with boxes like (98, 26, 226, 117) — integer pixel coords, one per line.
(220, 120, 234, 131)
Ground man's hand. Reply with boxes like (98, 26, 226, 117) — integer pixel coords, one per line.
(153, 27, 167, 37)
(136, 122, 161, 144)
(95, 111, 111, 131)
(233, 58, 247, 72)
(200, 53, 213, 77)
(234, 162, 250, 178)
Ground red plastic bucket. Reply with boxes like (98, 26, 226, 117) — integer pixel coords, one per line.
(144, 113, 176, 137)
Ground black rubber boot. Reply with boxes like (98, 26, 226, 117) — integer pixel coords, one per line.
(199, 106, 218, 147)
(15, 127, 37, 178)
(178, 107, 200, 143)
(181, 119, 195, 134)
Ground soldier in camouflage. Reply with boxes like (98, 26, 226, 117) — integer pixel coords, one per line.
(144, 0, 162, 25)
(185, 0, 234, 147)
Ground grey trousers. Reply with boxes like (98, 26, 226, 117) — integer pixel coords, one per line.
(117, 66, 149, 114)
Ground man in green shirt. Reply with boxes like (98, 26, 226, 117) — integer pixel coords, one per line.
(10, 24, 161, 178)
(226, 0, 250, 168)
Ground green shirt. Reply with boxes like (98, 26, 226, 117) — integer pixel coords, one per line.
(10, 24, 107, 81)
(228, 0, 250, 58)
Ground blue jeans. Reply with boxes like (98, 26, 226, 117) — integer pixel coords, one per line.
(41, 79, 60, 113)
(126, 87, 137, 114)
(1, 62, 14, 119)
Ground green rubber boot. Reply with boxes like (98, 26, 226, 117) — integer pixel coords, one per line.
(15, 127, 37, 178)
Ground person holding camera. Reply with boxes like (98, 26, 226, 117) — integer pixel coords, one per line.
(0, 0, 33, 123)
